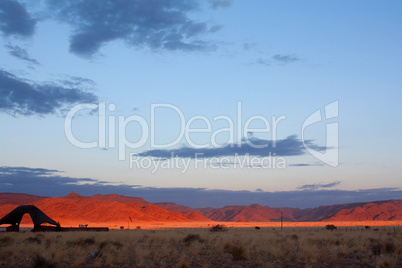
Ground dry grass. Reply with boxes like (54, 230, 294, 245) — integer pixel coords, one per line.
(0, 226, 401, 267)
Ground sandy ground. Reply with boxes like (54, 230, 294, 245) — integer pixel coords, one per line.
(18, 220, 402, 230)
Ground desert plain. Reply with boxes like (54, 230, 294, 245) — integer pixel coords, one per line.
(1, 222, 401, 268)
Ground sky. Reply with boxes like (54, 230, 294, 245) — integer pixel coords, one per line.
(0, 0, 401, 208)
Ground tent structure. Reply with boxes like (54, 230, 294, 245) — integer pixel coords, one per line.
(0, 205, 60, 231)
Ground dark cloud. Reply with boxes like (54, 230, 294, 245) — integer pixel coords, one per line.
(5, 44, 40, 66)
(0, 166, 141, 197)
(0, 166, 59, 176)
(45, 0, 220, 56)
(297, 181, 341, 191)
(0, 69, 98, 116)
(1, 166, 401, 209)
(139, 135, 327, 158)
(0, 166, 113, 193)
(0, 0, 36, 37)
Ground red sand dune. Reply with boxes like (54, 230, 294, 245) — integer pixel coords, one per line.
(153, 202, 194, 213)
(92, 193, 149, 205)
(0, 193, 46, 206)
(150, 199, 402, 229)
(33, 192, 209, 224)
(157, 200, 402, 222)
(200, 204, 280, 222)
(0, 192, 210, 226)
(323, 200, 402, 221)
(0, 192, 401, 228)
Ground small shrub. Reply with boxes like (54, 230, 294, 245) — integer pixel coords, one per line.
(111, 241, 123, 249)
(224, 242, 248, 261)
(32, 254, 55, 268)
(98, 241, 109, 250)
(178, 259, 189, 268)
(371, 242, 382, 256)
(0, 236, 13, 247)
(95, 240, 122, 257)
(66, 238, 95, 247)
(44, 239, 52, 249)
(183, 234, 203, 246)
(95, 241, 109, 257)
(384, 241, 396, 254)
(210, 224, 228, 232)
(325, 224, 337, 231)
(231, 245, 248, 261)
(25, 237, 41, 245)
(290, 234, 298, 241)
(84, 237, 96, 245)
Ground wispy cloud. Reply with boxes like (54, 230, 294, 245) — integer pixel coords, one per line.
(256, 58, 271, 66)
(208, 0, 232, 9)
(139, 135, 326, 158)
(0, 166, 110, 189)
(5, 44, 40, 66)
(57, 75, 96, 87)
(256, 54, 300, 66)
(297, 181, 341, 191)
(243, 42, 257, 51)
(289, 163, 324, 167)
(1, 166, 400, 208)
(0, 69, 98, 116)
(0, 0, 36, 37)
(272, 54, 300, 64)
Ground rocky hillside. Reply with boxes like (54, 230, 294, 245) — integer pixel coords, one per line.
(0, 192, 400, 224)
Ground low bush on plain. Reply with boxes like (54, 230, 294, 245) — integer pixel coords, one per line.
(224, 242, 248, 261)
(210, 224, 228, 232)
(183, 234, 203, 246)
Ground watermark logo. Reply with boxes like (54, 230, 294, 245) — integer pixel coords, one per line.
(129, 152, 286, 173)
(64, 101, 286, 161)
(302, 101, 339, 167)
(64, 100, 339, 170)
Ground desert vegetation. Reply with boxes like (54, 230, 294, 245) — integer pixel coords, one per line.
(0, 226, 401, 267)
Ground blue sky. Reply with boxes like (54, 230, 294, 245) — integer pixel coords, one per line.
(0, 0, 401, 208)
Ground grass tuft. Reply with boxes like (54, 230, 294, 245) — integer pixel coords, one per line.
(224, 242, 248, 261)
(0, 236, 13, 247)
(183, 234, 204, 246)
(25, 236, 42, 244)
(32, 254, 55, 268)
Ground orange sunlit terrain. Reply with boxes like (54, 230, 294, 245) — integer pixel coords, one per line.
(1, 192, 401, 230)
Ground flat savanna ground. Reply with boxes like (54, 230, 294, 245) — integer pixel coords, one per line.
(1, 225, 401, 268)
(18, 220, 401, 229)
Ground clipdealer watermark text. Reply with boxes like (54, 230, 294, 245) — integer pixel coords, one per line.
(64, 100, 339, 169)
(129, 152, 286, 173)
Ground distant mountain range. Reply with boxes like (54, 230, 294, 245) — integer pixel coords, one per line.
(155, 200, 402, 222)
(0, 192, 401, 225)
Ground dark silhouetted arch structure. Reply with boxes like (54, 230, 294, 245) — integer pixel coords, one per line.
(0, 205, 60, 231)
